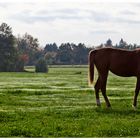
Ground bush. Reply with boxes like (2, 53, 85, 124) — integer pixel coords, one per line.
(35, 58, 48, 73)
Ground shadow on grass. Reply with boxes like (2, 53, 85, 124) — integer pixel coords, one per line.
(95, 106, 140, 116)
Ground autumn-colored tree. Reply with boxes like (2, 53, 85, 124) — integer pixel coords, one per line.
(17, 33, 42, 65)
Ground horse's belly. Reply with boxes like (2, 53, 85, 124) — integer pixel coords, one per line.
(109, 64, 136, 77)
(109, 69, 134, 77)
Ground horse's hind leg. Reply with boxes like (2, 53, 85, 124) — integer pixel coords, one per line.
(100, 73, 111, 108)
(133, 77, 140, 108)
(94, 77, 101, 106)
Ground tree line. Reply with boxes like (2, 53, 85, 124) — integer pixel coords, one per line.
(43, 38, 140, 65)
(44, 43, 91, 65)
(0, 22, 140, 72)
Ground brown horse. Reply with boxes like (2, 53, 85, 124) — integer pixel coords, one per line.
(88, 47, 140, 108)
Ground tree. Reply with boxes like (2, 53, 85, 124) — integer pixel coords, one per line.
(35, 58, 48, 73)
(17, 33, 42, 65)
(0, 23, 18, 72)
(45, 52, 57, 64)
(72, 43, 88, 64)
(56, 43, 72, 64)
(118, 38, 127, 49)
(43, 43, 58, 64)
(44, 43, 58, 53)
(105, 38, 112, 47)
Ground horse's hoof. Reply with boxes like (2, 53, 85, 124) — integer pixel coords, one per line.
(106, 103, 111, 108)
(132, 105, 137, 111)
(96, 99, 101, 107)
(106, 106, 112, 109)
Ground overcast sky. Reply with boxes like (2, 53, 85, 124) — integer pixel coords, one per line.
(0, 0, 140, 47)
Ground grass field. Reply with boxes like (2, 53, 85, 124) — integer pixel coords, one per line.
(0, 65, 140, 137)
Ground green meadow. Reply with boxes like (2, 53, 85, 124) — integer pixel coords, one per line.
(0, 65, 139, 137)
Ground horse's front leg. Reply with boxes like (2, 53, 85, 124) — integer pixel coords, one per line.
(133, 77, 140, 109)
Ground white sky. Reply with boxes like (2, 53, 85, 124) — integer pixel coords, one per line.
(0, 0, 140, 47)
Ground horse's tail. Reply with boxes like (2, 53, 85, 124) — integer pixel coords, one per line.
(88, 50, 96, 86)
